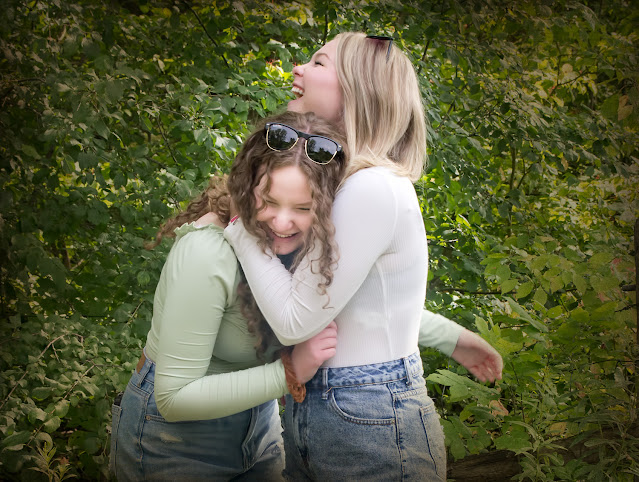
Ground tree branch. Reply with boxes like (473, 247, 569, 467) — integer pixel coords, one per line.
(181, 0, 230, 69)
(155, 118, 179, 166)
(417, 39, 431, 76)
(509, 145, 517, 191)
(0, 334, 83, 412)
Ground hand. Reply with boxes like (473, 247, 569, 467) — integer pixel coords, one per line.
(290, 321, 337, 384)
(451, 329, 503, 383)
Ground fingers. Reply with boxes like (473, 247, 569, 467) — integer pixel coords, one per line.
(319, 321, 338, 337)
(475, 350, 503, 383)
(469, 360, 502, 383)
(313, 321, 338, 344)
(317, 348, 337, 363)
(470, 366, 488, 383)
(298, 321, 338, 366)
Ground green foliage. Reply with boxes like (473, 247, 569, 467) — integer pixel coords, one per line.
(30, 440, 77, 482)
(1, 0, 637, 479)
(0, 313, 141, 478)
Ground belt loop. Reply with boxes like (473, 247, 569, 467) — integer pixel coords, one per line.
(321, 368, 330, 400)
(403, 356, 414, 387)
(136, 355, 152, 388)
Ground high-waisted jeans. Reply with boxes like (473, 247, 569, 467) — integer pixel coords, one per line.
(282, 351, 446, 481)
(109, 355, 284, 481)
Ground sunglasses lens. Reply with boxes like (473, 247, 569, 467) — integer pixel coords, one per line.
(267, 124, 298, 150)
(307, 137, 338, 164)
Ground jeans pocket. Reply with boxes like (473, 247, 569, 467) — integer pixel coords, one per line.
(109, 402, 123, 475)
(329, 384, 395, 424)
(419, 401, 447, 478)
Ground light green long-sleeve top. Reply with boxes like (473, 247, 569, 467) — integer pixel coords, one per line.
(144, 222, 463, 423)
(144, 222, 288, 422)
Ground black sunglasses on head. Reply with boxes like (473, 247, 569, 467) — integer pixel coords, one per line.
(366, 35, 394, 62)
(265, 123, 343, 165)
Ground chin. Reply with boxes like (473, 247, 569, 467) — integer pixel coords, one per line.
(273, 241, 304, 256)
(274, 246, 295, 256)
(287, 99, 304, 113)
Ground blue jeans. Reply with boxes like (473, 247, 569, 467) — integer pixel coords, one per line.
(282, 351, 446, 481)
(109, 356, 284, 481)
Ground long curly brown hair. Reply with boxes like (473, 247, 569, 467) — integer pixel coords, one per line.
(150, 111, 347, 360)
(228, 111, 347, 358)
(146, 175, 232, 248)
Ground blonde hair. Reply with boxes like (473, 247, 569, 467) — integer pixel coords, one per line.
(333, 32, 427, 182)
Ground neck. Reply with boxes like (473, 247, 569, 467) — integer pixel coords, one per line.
(277, 250, 299, 271)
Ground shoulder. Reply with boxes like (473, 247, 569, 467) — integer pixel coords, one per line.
(168, 223, 237, 278)
(341, 167, 406, 190)
(174, 222, 227, 250)
(337, 167, 405, 204)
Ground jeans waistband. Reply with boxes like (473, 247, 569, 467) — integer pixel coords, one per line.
(307, 351, 423, 390)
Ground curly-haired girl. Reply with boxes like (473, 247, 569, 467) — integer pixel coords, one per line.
(110, 111, 345, 480)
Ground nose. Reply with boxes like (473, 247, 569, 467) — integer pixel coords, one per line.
(292, 62, 305, 77)
(271, 209, 294, 232)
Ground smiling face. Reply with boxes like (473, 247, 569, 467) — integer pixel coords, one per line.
(255, 165, 314, 255)
(288, 39, 343, 123)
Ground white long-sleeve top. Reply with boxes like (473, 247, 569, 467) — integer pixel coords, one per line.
(225, 166, 461, 367)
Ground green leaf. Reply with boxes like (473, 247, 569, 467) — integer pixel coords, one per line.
(588, 252, 614, 269)
(441, 419, 467, 460)
(43, 416, 61, 433)
(95, 120, 109, 139)
(546, 305, 563, 318)
(83, 436, 101, 454)
(501, 278, 518, 294)
(516, 281, 534, 299)
(474, 316, 489, 336)
(137, 271, 151, 286)
(31, 386, 53, 401)
(193, 128, 209, 144)
(54, 399, 70, 418)
(590, 274, 620, 294)
(533, 288, 548, 306)
(427, 369, 498, 402)
(1, 431, 31, 451)
(572, 273, 588, 294)
(106, 80, 124, 103)
(570, 307, 590, 323)
(506, 297, 548, 332)
(494, 425, 531, 453)
(495, 265, 511, 284)
(21, 145, 41, 159)
(549, 275, 564, 293)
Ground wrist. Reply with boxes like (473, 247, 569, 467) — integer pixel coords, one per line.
(280, 347, 306, 403)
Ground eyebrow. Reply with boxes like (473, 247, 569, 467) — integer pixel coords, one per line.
(314, 52, 330, 61)
(263, 194, 311, 207)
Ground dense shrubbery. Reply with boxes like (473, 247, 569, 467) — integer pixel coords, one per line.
(1, 1, 637, 479)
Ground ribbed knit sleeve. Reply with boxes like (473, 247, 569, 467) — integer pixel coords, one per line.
(224, 168, 397, 346)
(149, 225, 288, 422)
(225, 167, 465, 367)
(418, 309, 464, 356)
